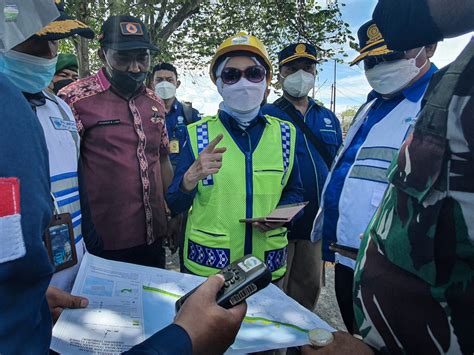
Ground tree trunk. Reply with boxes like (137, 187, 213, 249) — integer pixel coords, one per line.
(155, 0, 202, 43)
(77, 0, 91, 77)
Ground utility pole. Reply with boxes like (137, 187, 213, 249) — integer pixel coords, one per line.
(330, 83, 334, 112)
(333, 59, 337, 114)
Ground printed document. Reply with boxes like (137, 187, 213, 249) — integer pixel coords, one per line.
(52, 253, 334, 354)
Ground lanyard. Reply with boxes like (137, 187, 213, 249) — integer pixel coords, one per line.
(50, 192, 60, 215)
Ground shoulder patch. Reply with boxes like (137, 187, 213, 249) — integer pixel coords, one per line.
(0, 178, 26, 263)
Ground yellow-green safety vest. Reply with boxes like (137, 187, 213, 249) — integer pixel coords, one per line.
(184, 114, 296, 280)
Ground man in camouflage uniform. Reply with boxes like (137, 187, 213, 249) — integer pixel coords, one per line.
(303, 0, 474, 353)
(352, 40, 474, 355)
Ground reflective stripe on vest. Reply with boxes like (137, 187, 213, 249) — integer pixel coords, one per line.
(185, 115, 296, 279)
(196, 122, 214, 186)
(188, 239, 230, 269)
(349, 165, 389, 183)
(280, 122, 291, 173)
(356, 146, 399, 163)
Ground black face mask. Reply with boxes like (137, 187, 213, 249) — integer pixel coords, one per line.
(52, 78, 75, 94)
(107, 67, 146, 96)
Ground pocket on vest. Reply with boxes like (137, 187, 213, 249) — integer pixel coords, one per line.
(253, 168, 285, 190)
(263, 227, 288, 272)
(186, 228, 231, 269)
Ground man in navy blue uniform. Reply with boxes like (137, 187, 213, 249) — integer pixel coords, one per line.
(151, 62, 202, 169)
(262, 43, 342, 310)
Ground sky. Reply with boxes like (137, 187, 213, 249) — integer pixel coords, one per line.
(174, 0, 473, 116)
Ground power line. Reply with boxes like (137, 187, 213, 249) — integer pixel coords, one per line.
(335, 88, 365, 105)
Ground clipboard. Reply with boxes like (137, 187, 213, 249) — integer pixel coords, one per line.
(239, 202, 308, 223)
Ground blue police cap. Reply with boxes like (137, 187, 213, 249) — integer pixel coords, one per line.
(278, 43, 318, 66)
(350, 20, 400, 66)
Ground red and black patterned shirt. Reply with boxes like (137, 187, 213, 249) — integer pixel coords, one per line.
(60, 68, 169, 250)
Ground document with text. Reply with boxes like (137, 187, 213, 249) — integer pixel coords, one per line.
(52, 253, 334, 354)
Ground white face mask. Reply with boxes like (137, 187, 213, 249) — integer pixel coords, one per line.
(365, 47, 427, 95)
(155, 81, 176, 100)
(282, 69, 315, 98)
(217, 77, 266, 114)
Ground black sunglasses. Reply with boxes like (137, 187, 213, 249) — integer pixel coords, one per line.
(220, 65, 266, 85)
(364, 51, 407, 69)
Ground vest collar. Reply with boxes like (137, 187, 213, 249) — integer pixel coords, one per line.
(218, 109, 269, 132)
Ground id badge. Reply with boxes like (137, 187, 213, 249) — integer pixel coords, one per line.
(170, 139, 180, 154)
(43, 213, 78, 272)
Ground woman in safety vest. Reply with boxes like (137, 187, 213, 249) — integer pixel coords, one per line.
(166, 32, 303, 281)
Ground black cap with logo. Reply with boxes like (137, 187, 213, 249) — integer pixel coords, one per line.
(98, 15, 159, 52)
(350, 20, 403, 66)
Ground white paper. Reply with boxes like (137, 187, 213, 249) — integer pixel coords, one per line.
(52, 253, 334, 354)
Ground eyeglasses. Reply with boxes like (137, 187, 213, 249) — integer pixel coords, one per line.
(220, 65, 266, 85)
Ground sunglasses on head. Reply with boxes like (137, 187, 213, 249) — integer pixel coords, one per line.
(220, 65, 266, 85)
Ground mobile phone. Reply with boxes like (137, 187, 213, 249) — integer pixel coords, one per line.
(43, 213, 78, 272)
(175, 255, 272, 312)
(329, 242, 359, 254)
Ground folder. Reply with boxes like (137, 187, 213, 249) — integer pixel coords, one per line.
(239, 202, 308, 223)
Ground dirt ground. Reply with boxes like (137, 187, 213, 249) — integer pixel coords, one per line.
(165, 249, 346, 331)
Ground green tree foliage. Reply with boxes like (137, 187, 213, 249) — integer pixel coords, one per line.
(60, 0, 355, 78)
(340, 105, 359, 133)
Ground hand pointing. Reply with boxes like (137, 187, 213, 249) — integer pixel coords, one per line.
(182, 134, 226, 192)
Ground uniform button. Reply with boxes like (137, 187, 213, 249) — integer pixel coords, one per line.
(235, 275, 240, 280)
(230, 279, 235, 284)
(224, 282, 230, 288)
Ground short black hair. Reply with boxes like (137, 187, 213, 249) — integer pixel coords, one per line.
(152, 62, 178, 78)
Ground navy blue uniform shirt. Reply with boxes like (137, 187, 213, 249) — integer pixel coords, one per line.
(0, 74, 54, 353)
(262, 98, 342, 240)
(165, 99, 201, 168)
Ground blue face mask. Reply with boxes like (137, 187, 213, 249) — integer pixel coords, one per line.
(0, 50, 57, 93)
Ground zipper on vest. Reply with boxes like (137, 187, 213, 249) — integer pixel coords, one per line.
(303, 105, 320, 204)
(193, 229, 226, 237)
(254, 169, 284, 173)
(267, 231, 286, 238)
(244, 132, 253, 256)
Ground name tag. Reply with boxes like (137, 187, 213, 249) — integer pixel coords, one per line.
(170, 139, 180, 154)
(97, 119, 121, 126)
(50, 117, 78, 132)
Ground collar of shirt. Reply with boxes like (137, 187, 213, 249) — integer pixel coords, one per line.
(218, 109, 269, 133)
(170, 98, 179, 113)
(23, 91, 46, 108)
(367, 63, 438, 103)
(281, 96, 321, 115)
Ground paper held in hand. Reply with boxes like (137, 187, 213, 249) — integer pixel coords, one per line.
(239, 201, 308, 223)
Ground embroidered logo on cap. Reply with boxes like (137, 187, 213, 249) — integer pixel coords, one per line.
(120, 22, 143, 36)
(232, 35, 249, 45)
(367, 24, 382, 44)
(295, 44, 307, 54)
